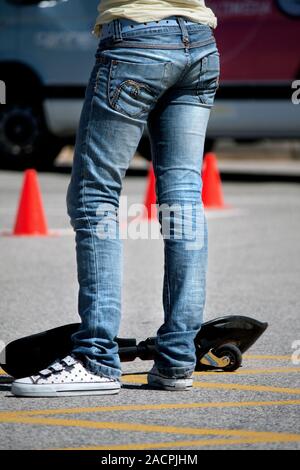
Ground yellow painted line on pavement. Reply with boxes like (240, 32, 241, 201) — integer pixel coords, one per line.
(194, 367, 300, 376)
(193, 382, 300, 395)
(1, 415, 300, 446)
(1, 399, 300, 421)
(61, 434, 300, 451)
(244, 355, 291, 360)
(122, 374, 300, 395)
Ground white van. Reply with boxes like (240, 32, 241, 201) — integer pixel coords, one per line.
(0, 0, 99, 167)
(0, 0, 300, 168)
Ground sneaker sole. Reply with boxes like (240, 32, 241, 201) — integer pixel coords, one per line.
(11, 383, 121, 398)
(147, 375, 193, 391)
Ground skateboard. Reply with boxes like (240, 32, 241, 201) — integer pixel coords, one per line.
(0, 316, 268, 379)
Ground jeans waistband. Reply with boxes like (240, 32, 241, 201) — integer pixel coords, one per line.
(100, 17, 199, 42)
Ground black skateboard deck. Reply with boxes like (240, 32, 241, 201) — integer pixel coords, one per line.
(0, 316, 268, 378)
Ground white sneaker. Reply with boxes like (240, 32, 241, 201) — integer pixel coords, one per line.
(11, 355, 121, 397)
(147, 366, 193, 391)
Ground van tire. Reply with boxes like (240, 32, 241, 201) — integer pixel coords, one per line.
(0, 103, 62, 170)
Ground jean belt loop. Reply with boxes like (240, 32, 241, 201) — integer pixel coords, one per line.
(177, 16, 190, 47)
(113, 19, 123, 42)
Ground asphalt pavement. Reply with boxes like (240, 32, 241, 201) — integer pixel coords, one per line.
(0, 168, 299, 450)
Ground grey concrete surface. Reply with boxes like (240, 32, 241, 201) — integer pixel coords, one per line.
(55, 144, 300, 178)
(0, 170, 299, 450)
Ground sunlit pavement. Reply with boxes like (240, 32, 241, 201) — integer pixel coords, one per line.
(0, 170, 299, 450)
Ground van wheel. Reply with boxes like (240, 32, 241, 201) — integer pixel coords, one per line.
(0, 104, 62, 170)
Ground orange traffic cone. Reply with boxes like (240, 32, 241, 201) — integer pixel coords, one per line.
(202, 153, 228, 209)
(143, 164, 158, 220)
(13, 169, 49, 236)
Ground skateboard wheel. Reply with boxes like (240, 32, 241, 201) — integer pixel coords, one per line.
(214, 343, 242, 372)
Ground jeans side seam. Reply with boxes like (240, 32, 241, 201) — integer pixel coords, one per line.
(164, 246, 171, 326)
(82, 96, 100, 341)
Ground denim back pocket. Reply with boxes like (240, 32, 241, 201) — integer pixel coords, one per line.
(108, 60, 170, 118)
(197, 50, 220, 107)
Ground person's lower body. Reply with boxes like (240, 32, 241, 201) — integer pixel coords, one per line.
(12, 17, 219, 396)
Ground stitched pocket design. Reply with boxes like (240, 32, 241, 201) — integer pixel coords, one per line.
(108, 59, 170, 118)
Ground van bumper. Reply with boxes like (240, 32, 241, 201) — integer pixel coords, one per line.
(44, 99, 83, 137)
(43, 98, 300, 140)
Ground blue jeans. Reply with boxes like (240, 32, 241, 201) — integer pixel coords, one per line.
(66, 17, 220, 379)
